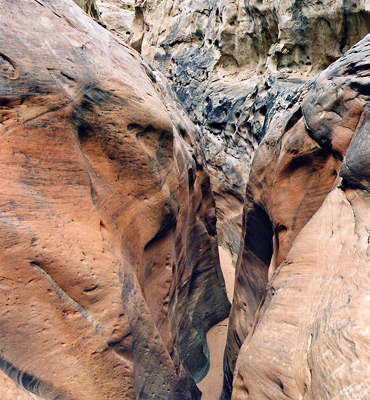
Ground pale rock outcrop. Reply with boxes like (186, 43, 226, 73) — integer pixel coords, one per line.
(223, 34, 370, 399)
(0, 1, 230, 399)
(96, 0, 136, 42)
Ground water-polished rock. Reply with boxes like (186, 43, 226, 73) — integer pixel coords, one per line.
(0, 1, 230, 399)
(121, 0, 370, 261)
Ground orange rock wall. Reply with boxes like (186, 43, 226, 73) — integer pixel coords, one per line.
(0, 1, 229, 399)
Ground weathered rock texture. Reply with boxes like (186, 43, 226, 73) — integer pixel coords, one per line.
(0, 1, 230, 399)
(223, 34, 370, 399)
(95, 0, 370, 261)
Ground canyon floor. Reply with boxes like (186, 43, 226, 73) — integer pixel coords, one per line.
(198, 248, 235, 400)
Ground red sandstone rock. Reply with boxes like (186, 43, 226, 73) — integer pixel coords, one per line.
(105, 0, 370, 265)
(0, 1, 230, 399)
(223, 35, 370, 399)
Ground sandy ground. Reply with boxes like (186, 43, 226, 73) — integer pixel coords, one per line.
(197, 247, 235, 399)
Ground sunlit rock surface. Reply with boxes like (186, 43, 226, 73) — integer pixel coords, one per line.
(2, 1, 370, 399)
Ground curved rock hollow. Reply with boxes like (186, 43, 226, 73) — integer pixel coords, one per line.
(223, 35, 370, 399)
(0, 1, 230, 399)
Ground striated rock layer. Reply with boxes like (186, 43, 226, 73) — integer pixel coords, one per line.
(223, 35, 370, 399)
(0, 1, 230, 399)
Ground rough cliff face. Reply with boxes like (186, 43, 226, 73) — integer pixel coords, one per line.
(0, 1, 230, 399)
(96, 0, 370, 261)
(223, 35, 370, 399)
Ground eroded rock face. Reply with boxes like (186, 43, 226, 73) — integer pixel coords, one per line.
(0, 1, 230, 399)
(223, 35, 370, 399)
(95, 0, 370, 261)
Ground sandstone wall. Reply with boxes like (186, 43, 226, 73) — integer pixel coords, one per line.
(223, 34, 370, 399)
(0, 1, 229, 399)
(2, 1, 370, 399)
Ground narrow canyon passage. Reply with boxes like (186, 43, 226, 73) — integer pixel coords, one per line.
(1, 1, 370, 399)
(197, 247, 235, 400)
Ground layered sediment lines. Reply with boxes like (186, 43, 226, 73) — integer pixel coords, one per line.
(0, 1, 229, 399)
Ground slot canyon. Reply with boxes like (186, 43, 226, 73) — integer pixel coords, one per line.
(0, 0, 369, 399)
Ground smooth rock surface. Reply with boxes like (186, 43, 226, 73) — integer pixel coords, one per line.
(0, 1, 230, 399)
(96, 0, 135, 42)
(224, 34, 370, 399)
